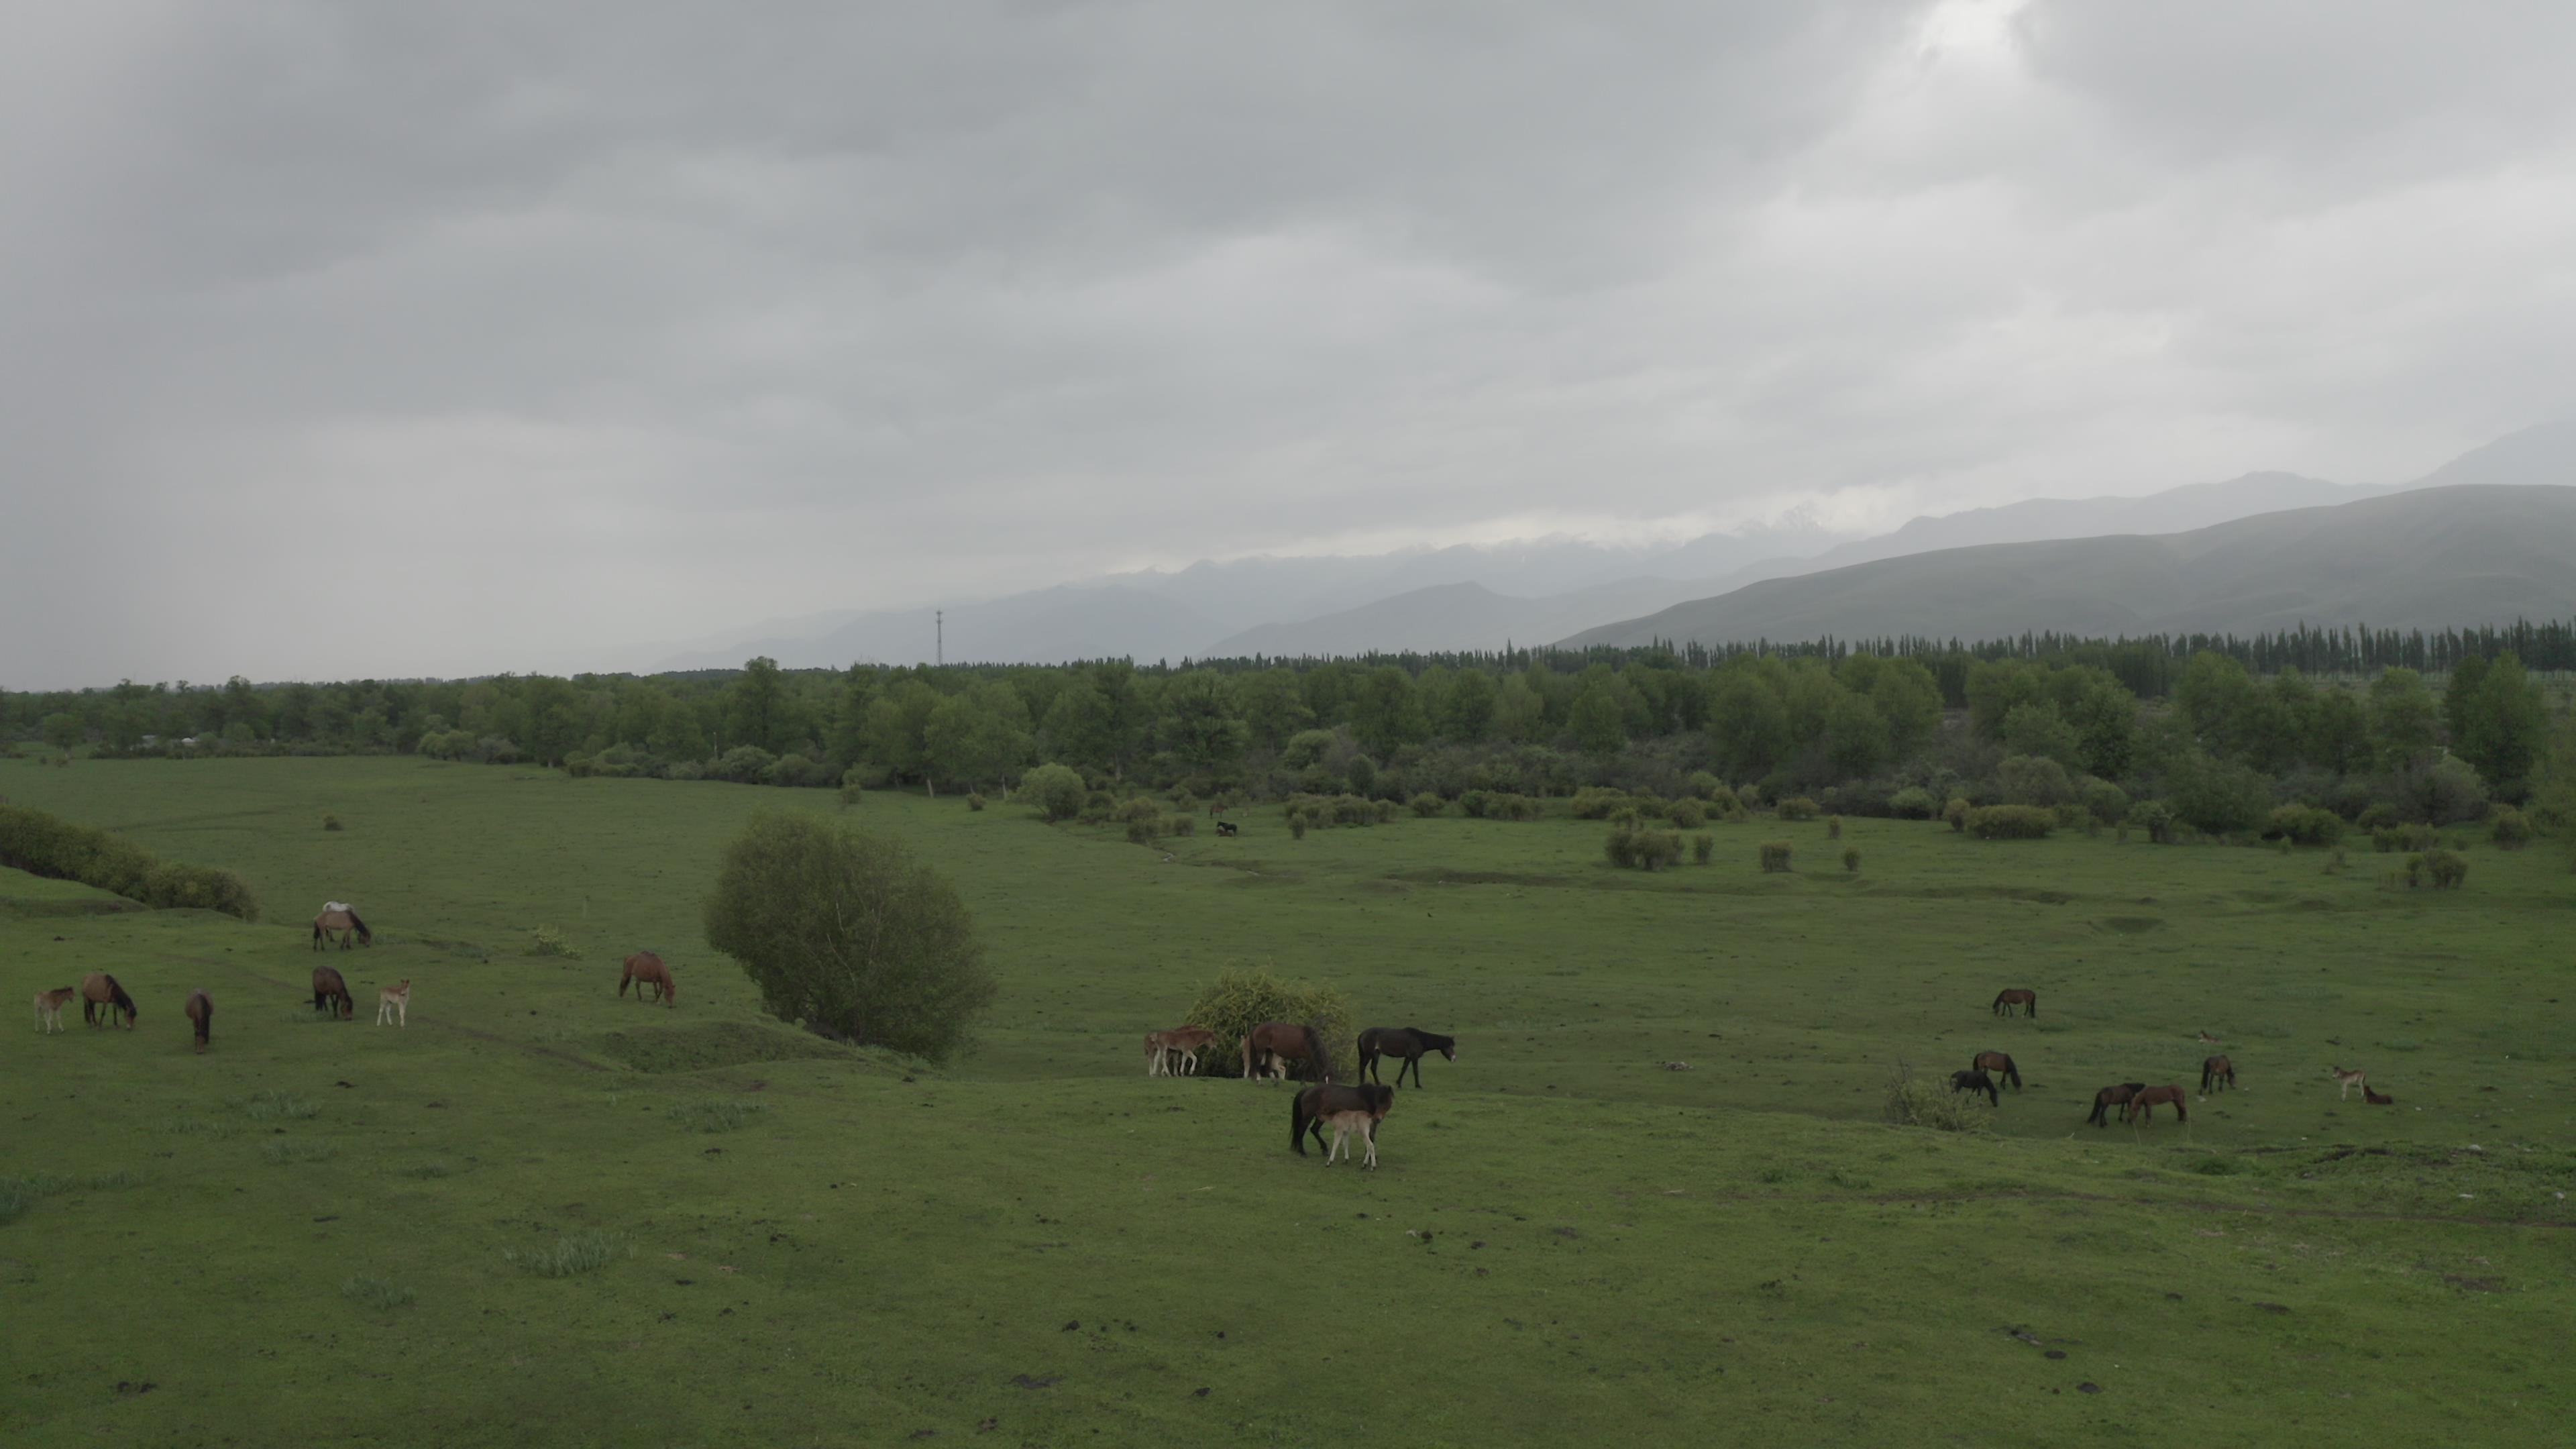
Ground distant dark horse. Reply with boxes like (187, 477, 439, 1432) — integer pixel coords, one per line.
(2128, 1085, 2188, 1124)
(1215, 820, 1239, 837)
(1971, 1051, 2022, 1091)
(184, 989, 214, 1052)
(1949, 1068, 1999, 1107)
(2086, 1082, 2147, 1127)
(1991, 988, 2036, 1018)
(1290, 1082, 1393, 1167)
(1242, 1021, 1329, 1083)
(312, 907, 372, 951)
(311, 965, 356, 1020)
(81, 973, 138, 1029)
(2200, 1055, 2235, 1093)
(1357, 1026, 1456, 1089)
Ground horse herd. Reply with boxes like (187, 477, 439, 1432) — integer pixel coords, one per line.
(1965, 986, 2395, 1123)
(1139, 1020, 1460, 1169)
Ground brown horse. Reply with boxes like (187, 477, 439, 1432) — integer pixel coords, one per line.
(1949, 1067, 1999, 1106)
(2363, 1085, 2394, 1105)
(34, 987, 75, 1033)
(2128, 1084, 2188, 1124)
(82, 973, 138, 1028)
(1991, 988, 2036, 1018)
(1146, 1026, 1216, 1077)
(1291, 1081, 1393, 1166)
(620, 951, 677, 1006)
(1970, 1051, 2022, 1091)
(1357, 1026, 1456, 1089)
(312, 907, 372, 951)
(184, 989, 214, 1053)
(311, 965, 355, 1020)
(2200, 1055, 2235, 1093)
(2086, 1082, 2147, 1127)
(1241, 1021, 1328, 1083)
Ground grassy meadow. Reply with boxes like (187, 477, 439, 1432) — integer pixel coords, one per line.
(3, 755, 2571, 1446)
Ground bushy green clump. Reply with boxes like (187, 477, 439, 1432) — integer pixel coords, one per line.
(1775, 796, 1821, 822)
(1180, 966, 1356, 1083)
(503, 1231, 629, 1278)
(1964, 805, 2054, 840)
(1759, 841, 1794, 873)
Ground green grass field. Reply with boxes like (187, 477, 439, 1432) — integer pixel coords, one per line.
(3, 756, 2571, 1446)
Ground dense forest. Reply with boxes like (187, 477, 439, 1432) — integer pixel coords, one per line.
(5, 622, 2573, 845)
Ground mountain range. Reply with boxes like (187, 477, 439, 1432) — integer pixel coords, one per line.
(655, 418, 2576, 669)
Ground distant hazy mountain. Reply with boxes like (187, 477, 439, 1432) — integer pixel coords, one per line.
(2402, 415, 2576, 490)
(1205, 577, 1745, 659)
(1560, 485, 2576, 649)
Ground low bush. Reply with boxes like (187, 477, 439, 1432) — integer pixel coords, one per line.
(1570, 787, 1635, 820)
(1164, 814, 1197, 838)
(1843, 847, 1861, 873)
(2373, 822, 2439, 853)
(1668, 798, 1708, 830)
(1022, 763, 1087, 822)
(2491, 806, 2533, 851)
(1759, 841, 1794, 873)
(530, 925, 581, 959)
(2263, 804, 2344, 846)
(668, 1099, 765, 1133)
(1181, 966, 1356, 1083)
(1826, 815, 1842, 840)
(1943, 798, 1970, 833)
(0, 804, 261, 920)
(1887, 786, 1940, 820)
(1692, 833, 1714, 865)
(1289, 815, 1308, 840)
(339, 1277, 416, 1311)
(1882, 1064, 1990, 1131)
(1964, 805, 2055, 840)
(965, 792, 987, 812)
(1409, 792, 1446, 818)
(1125, 818, 1161, 845)
(2420, 849, 2468, 890)
(321, 813, 344, 832)
(503, 1231, 629, 1278)
(1605, 824, 1684, 871)
(2082, 780, 2129, 825)
(2127, 800, 2177, 844)
(1776, 796, 1821, 822)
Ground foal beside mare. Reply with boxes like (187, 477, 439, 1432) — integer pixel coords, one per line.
(34, 987, 74, 1034)
(1290, 1082, 1395, 1167)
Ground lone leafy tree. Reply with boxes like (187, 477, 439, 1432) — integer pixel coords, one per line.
(703, 814, 996, 1063)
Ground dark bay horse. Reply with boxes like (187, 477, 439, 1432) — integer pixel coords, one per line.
(185, 989, 214, 1052)
(81, 973, 138, 1029)
(2086, 1082, 2147, 1127)
(312, 907, 372, 951)
(311, 965, 355, 1020)
(1291, 1082, 1393, 1167)
(1970, 1051, 2022, 1091)
(620, 951, 677, 1006)
(1949, 1068, 1998, 1107)
(2128, 1085, 2188, 1124)
(1991, 988, 2036, 1018)
(1357, 1026, 1456, 1089)
(1242, 1021, 1328, 1082)
(2200, 1055, 2235, 1093)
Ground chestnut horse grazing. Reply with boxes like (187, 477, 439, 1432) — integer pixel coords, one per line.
(1991, 989, 2037, 1018)
(1291, 1082, 1394, 1167)
(376, 979, 411, 1027)
(2086, 1082, 2147, 1127)
(1970, 1051, 2022, 1091)
(311, 907, 372, 951)
(34, 987, 75, 1033)
(1949, 1067, 1998, 1107)
(619, 952, 677, 1006)
(1241, 1021, 1328, 1083)
(184, 989, 214, 1052)
(1146, 1026, 1216, 1076)
(311, 965, 355, 1020)
(2200, 1055, 2235, 1093)
(2127, 1085, 2188, 1124)
(1357, 1026, 1457, 1089)
(82, 973, 138, 1028)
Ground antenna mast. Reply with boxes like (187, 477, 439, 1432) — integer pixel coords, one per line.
(935, 610, 943, 666)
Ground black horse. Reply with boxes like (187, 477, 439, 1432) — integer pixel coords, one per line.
(1357, 1026, 1456, 1089)
(2086, 1082, 2147, 1127)
(1949, 1068, 1998, 1107)
(1215, 820, 1239, 837)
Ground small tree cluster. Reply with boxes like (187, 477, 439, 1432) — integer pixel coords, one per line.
(1605, 823, 1684, 871)
(1943, 798, 1970, 833)
(2411, 849, 2469, 889)
(1692, 833, 1715, 865)
(1409, 792, 1446, 818)
(1457, 790, 1542, 820)
(1776, 796, 1821, 822)
(1022, 763, 1086, 822)
(2489, 806, 2532, 850)
(1759, 841, 1794, 873)
(2127, 800, 2177, 844)
(1882, 1063, 1990, 1131)
(2263, 804, 2344, 846)
(1964, 805, 2055, 840)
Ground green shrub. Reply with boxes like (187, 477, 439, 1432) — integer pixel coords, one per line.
(530, 924, 581, 959)
(1964, 805, 2054, 840)
(2491, 807, 2533, 850)
(1120, 796, 1165, 824)
(1882, 1064, 1990, 1131)
(1181, 966, 1356, 1082)
(1842, 847, 1861, 873)
(2355, 801, 2400, 830)
(2081, 780, 2129, 825)
(1668, 798, 1708, 830)
(2373, 822, 2439, 853)
(1776, 796, 1821, 822)
(1409, 792, 1446, 818)
(1826, 815, 1842, 840)
(2127, 800, 2177, 844)
(1606, 825, 1682, 871)
(1996, 754, 2078, 808)
(1570, 787, 1635, 820)
(2422, 849, 2468, 890)
(1163, 814, 1197, 838)
(1888, 786, 1940, 820)
(1289, 814, 1309, 840)
(1759, 841, 1794, 873)
(1692, 833, 1714, 864)
(1124, 817, 1160, 845)
(503, 1231, 629, 1278)
(1603, 826, 1638, 869)
(965, 792, 987, 812)
(0, 804, 260, 920)
(2264, 804, 2344, 846)
(1022, 763, 1087, 822)
(1943, 798, 1970, 833)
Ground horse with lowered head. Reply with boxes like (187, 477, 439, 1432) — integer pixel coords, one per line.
(2128, 1084, 2188, 1124)
(2086, 1082, 2147, 1127)
(1971, 1051, 2022, 1091)
(620, 951, 677, 1006)
(1357, 1026, 1456, 1089)
(1949, 1067, 1999, 1107)
(2200, 1055, 2235, 1093)
(311, 965, 355, 1020)
(1991, 988, 2036, 1018)
(1242, 1021, 1329, 1083)
(1290, 1081, 1394, 1167)
(312, 903, 372, 951)
(185, 989, 214, 1052)
(82, 973, 138, 1029)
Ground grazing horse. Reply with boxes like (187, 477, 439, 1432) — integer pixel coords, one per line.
(376, 979, 411, 1028)
(184, 989, 214, 1052)
(34, 987, 75, 1034)
(2200, 1055, 2235, 1093)
(1145, 1026, 1216, 1077)
(1990, 988, 2037, 1018)
(2363, 1085, 2394, 1105)
(311, 965, 355, 1020)
(1215, 820, 1239, 837)
(1291, 1082, 1393, 1166)
(312, 906, 372, 951)
(2329, 1065, 2367, 1100)
(1949, 1067, 1998, 1106)
(81, 973, 138, 1029)
(1357, 1026, 1456, 1089)
(2128, 1085, 2188, 1124)
(619, 951, 677, 1006)
(1970, 1051, 2022, 1091)
(2086, 1083, 2147, 1127)
(1241, 1021, 1328, 1083)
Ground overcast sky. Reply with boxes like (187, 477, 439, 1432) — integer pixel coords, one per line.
(5, 1, 2574, 687)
